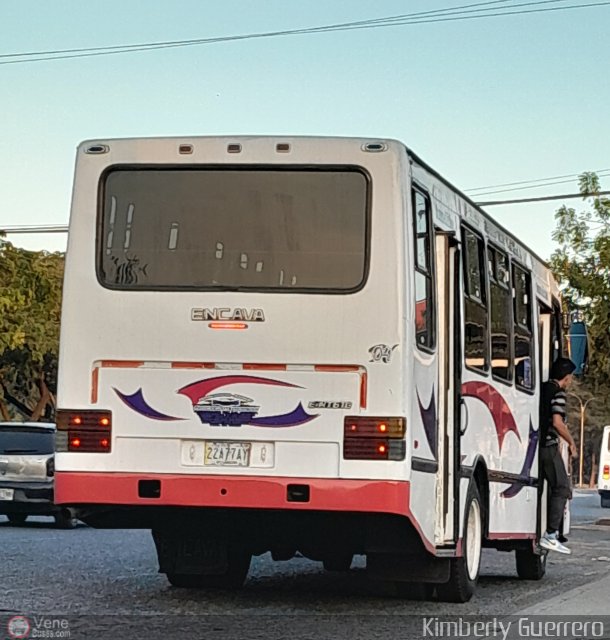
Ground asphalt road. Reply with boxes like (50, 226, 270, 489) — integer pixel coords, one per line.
(1, 490, 609, 639)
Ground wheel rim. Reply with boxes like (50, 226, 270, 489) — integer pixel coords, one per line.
(466, 498, 482, 581)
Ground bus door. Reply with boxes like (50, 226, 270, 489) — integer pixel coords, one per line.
(434, 231, 459, 545)
(538, 300, 570, 537)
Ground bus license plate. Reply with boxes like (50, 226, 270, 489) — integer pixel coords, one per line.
(0, 488, 14, 501)
(204, 442, 252, 467)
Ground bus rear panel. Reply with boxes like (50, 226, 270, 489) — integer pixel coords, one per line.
(56, 136, 563, 599)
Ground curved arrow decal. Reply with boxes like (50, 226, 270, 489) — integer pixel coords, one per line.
(417, 388, 437, 458)
(177, 375, 301, 404)
(179, 375, 317, 427)
(114, 375, 318, 428)
(114, 388, 184, 421)
(461, 381, 522, 451)
(501, 418, 538, 498)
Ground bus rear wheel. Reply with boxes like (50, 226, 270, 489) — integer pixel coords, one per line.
(601, 495, 610, 509)
(322, 553, 353, 572)
(436, 484, 483, 603)
(515, 547, 547, 580)
(165, 550, 251, 590)
(55, 509, 79, 529)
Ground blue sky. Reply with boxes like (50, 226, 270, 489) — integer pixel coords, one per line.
(2, 0, 609, 259)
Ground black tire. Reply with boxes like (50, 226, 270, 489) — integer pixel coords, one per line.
(7, 514, 27, 526)
(166, 550, 251, 589)
(601, 495, 610, 509)
(436, 484, 483, 603)
(516, 547, 547, 580)
(55, 510, 79, 529)
(322, 553, 353, 572)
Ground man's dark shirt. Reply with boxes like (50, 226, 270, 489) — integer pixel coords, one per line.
(540, 379, 566, 446)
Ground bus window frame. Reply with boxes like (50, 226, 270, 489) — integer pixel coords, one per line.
(461, 224, 490, 375)
(94, 163, 373, 295)
(411, 185, 437, 354)
(512, 260, 536, 394)
(487, 243, 514, 387)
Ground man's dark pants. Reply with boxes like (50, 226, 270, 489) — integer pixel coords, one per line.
(540, 444, 571, 532)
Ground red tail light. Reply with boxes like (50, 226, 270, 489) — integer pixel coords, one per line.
(344, 417, 405, 438)
(56, 409, 112, 453)
(343, 417, 406, 460)
(603, 465, 609, 480)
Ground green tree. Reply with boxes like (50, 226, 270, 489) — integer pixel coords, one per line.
(551, 172, 610, 387)
(551, 173, 610, 482)
(0, 234, 64, 420)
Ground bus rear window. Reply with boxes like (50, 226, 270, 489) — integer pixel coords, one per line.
(98, 167, 369, 292)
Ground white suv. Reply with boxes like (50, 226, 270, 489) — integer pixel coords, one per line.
(0, 422, 77, 528)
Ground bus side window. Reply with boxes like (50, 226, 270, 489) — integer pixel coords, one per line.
(462, 226, 489, 372)
(488, 246, 513, 383)
(412, 189, 435, 351)
(513, 263, 535, 391)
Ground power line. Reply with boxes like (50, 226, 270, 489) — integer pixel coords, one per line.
(0, 0, 517, 59)
(477, 190, 610, 205)
(466, 168, 610, 192)
(469, 172, 610, 196)
(3, 189, 610, 234)
(2, 1, 609, 66)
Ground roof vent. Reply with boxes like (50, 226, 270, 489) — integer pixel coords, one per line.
(85, 144, 109, 155)
(362, 142, 387, 153)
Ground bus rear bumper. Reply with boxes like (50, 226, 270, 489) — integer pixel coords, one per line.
(54, 471, 410, 515)
(55, 472, 450, 557)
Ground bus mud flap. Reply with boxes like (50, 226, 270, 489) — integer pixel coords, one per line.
(367, 553, 450, 583)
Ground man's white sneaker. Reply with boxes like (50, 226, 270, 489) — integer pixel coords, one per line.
(539, 533, 571, 555)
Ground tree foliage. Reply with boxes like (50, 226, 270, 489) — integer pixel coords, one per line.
(551, 173, 610, 482)
(551, 173, 610, 387)
(0, 234, 64, 420)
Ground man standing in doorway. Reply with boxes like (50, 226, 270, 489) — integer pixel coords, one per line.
(539, 357, 577, 554)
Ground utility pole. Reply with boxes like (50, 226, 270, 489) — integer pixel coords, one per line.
(568, 393, 595, 487)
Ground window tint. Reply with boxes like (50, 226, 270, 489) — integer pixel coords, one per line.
(488, 247, 512, 382)
(465, 231, 483, 300)
(99, 168, 368, 292)
(412, 189, 435, 350)
(513, 264, 534, 390)
(462, 227, 489, 372)
(0, 428, 54, 455)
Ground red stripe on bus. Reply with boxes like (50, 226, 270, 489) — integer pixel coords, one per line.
(54, 473, 439, 553)
(360, 371, 368, 409)
(314, 365, 361, 372)
(243, 364, 287, 370)
(91, 367, 99, 404)
(100, 360, 145, 368)
(171, 362, 216, 369)
(486, 532, 537, 540)
(54, 472, 407, 513)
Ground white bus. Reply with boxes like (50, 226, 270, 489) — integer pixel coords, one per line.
(55, 136, 567, 602)
(598, 425, 610, 508)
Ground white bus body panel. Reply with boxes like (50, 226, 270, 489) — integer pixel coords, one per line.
(56, 135, 561, 557)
